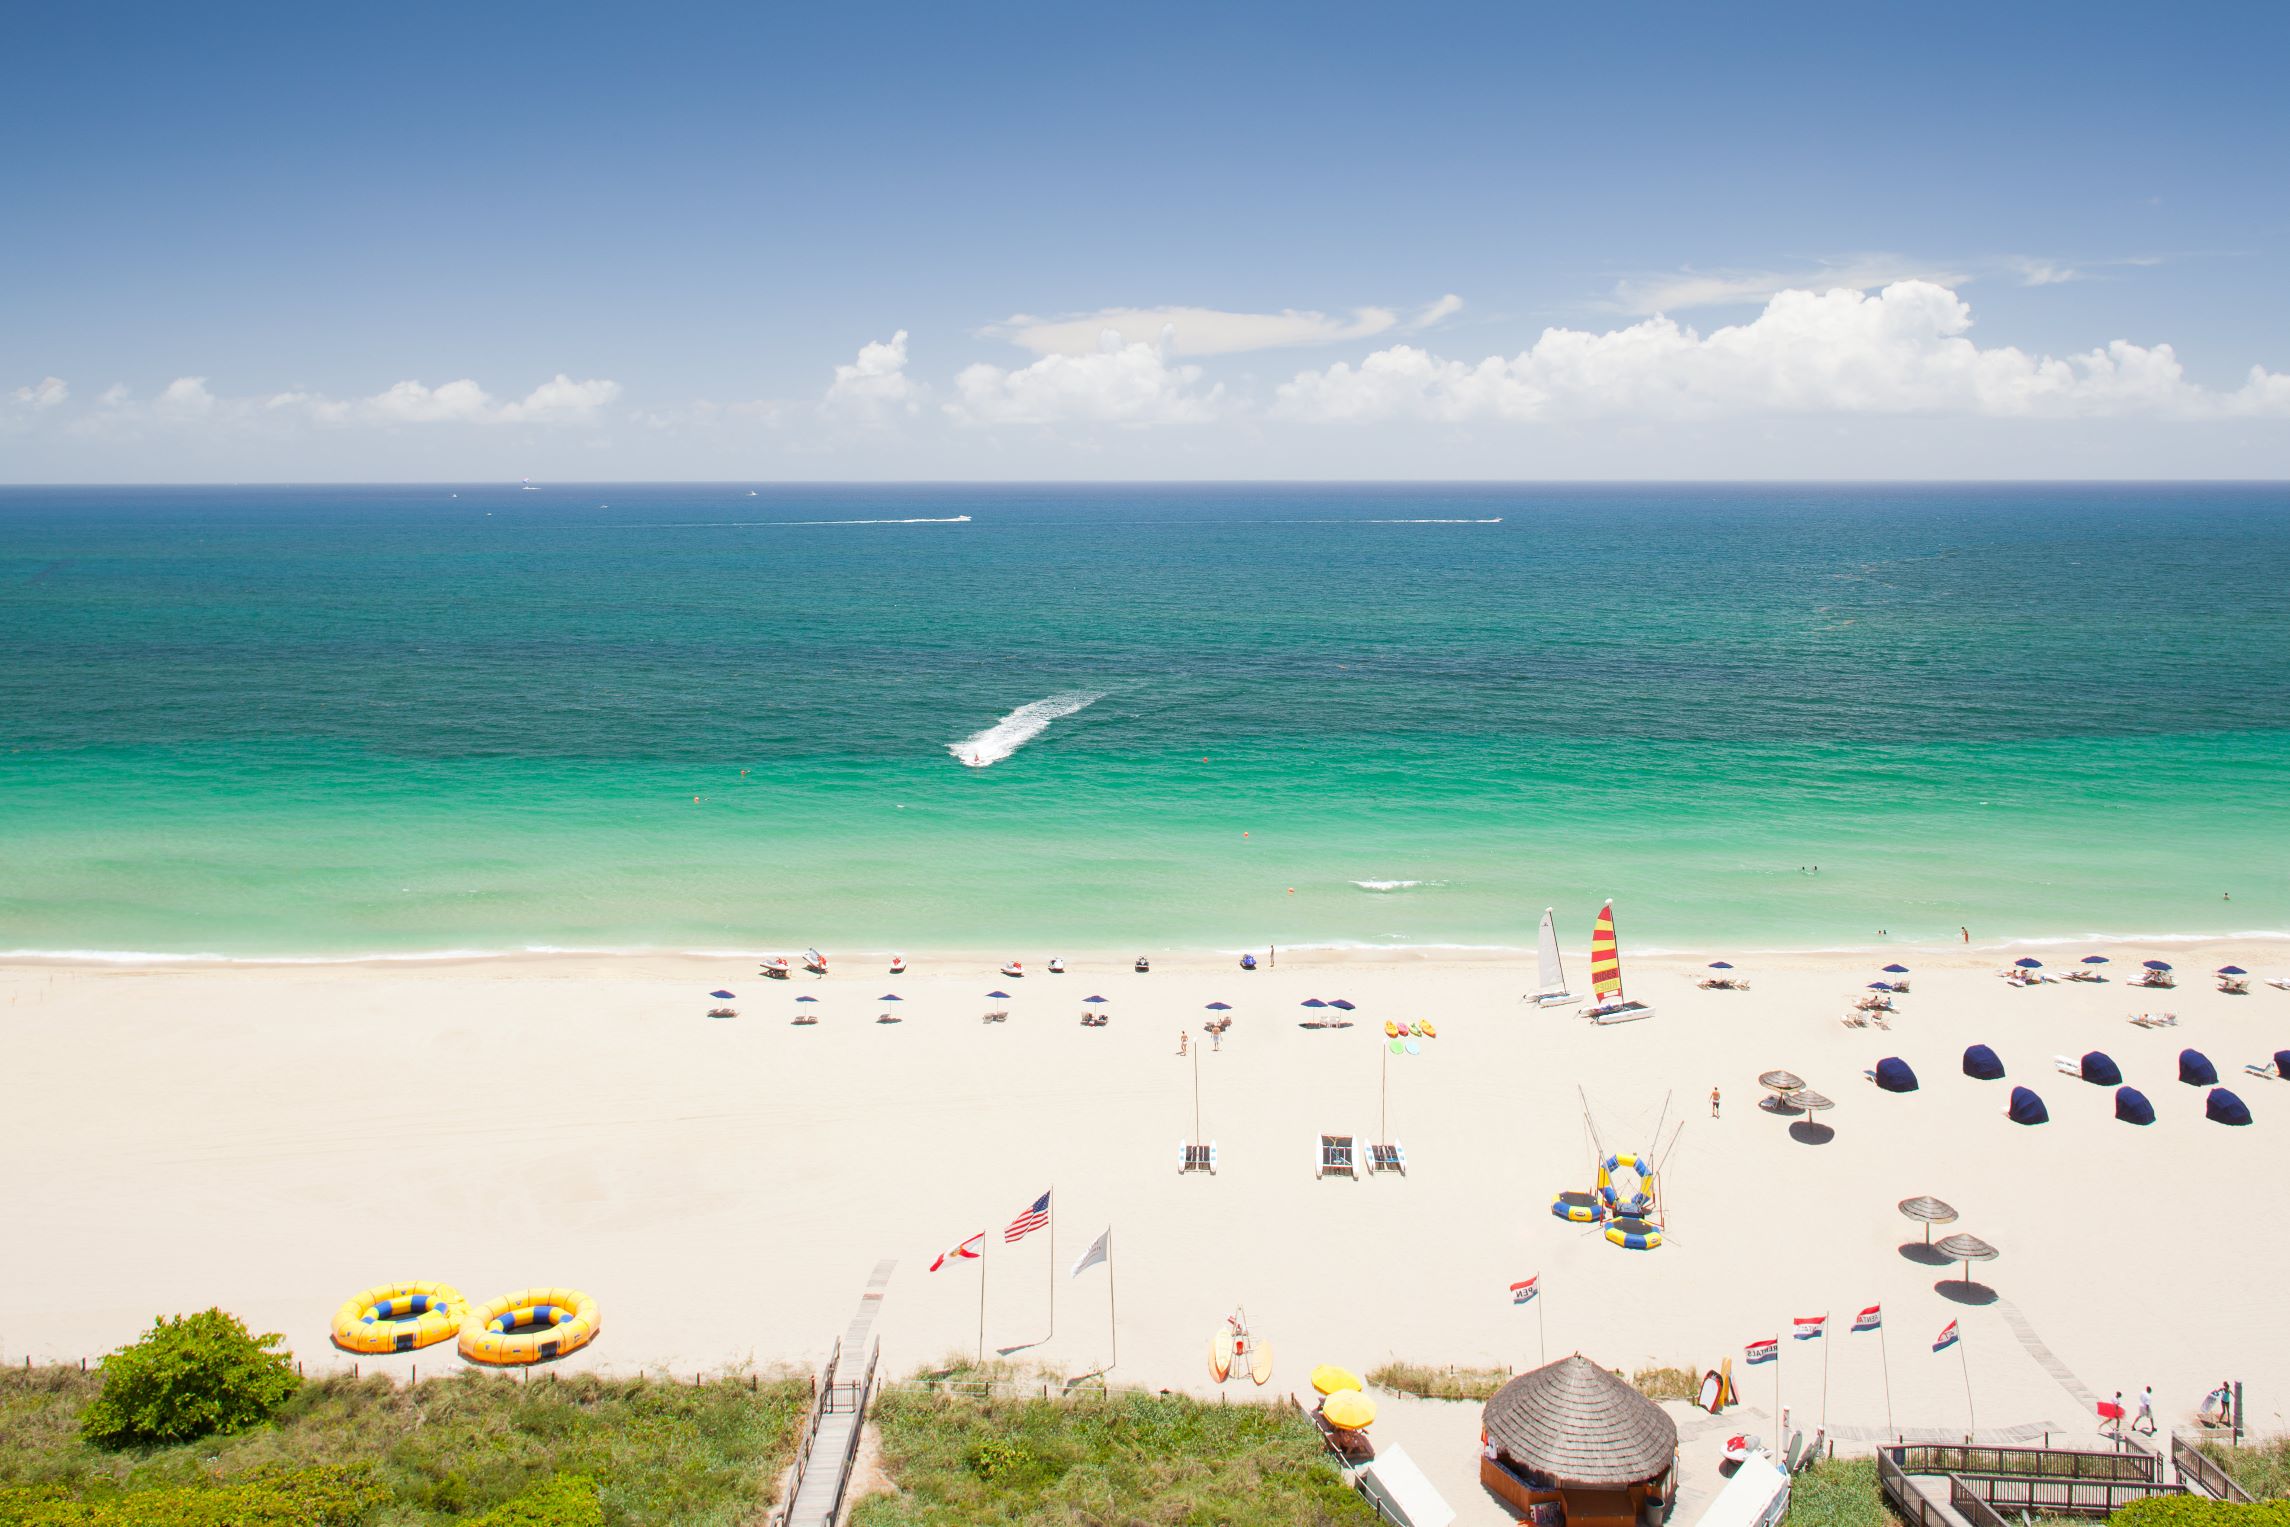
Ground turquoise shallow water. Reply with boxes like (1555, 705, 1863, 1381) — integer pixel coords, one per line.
(3, 483, 2287, 956)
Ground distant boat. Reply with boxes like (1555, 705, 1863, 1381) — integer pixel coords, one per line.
(1586, 900, 1654, 1025)
(1532, 907, 1581, 1008)
(520, 477, 538, 491)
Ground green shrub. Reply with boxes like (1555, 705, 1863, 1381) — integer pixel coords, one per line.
(1787, 1458, 1890, 1527)
(2111, 1500, 2290, 1527)
(1364, 1361, 1510, 1401)
(470, 1473, 606, 1526)
(79, 1309, 301, 1447)
(0, 1463, 384, 1524)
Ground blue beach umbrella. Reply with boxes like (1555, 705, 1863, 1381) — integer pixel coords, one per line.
(986, 990, 1011, 999)
(2144, 960, 2173, 971)
(1866, 982, 1891, 991)
(1709, 961, 1734, 970)
(1329, 999, 1356, 1011)
(1206, 1001, 1232, 1011)
(2082, 955, 2110, 965)
(710, 990, 736, 999)
(1083, 995, 1108, 1004)
(2219, 965, 2247, 976)
(1883, 964, 1910, 974)
(2014, 957, 2043, 969)
(1301, 998, 1328, 1008)
(796, 995, 818, 1003)
(878, 993, 902, 1001)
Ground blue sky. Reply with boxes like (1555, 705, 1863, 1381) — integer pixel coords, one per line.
(4, 0, 2286, 479)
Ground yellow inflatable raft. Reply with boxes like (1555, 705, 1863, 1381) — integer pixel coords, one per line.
(459, 1286, 601, 1365)
(331, 1281, 468, 1354)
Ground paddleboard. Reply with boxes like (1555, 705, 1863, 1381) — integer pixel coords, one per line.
(1420, 1020, 1438, 1038)
(1697, 1369, 1722, 1413)
(1211, 1329, 1234, 1382)
(1249, 1339, 1274, 1385)
(1383, 1020, 1398, 1038)
(1397, 1021, 1412, 1036)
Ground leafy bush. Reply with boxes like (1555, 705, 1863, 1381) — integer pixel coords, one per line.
(1630, 1365, 1700, 1402)
(1787, 1458, 1892, 1527)
(2200, 1440, 2290, 1502)
(79, 1309, 300, 1447)
(2112, 1500, 2290, 1527)
(470, 1473, 606, 1526)
(0, 1463, 384, 1524)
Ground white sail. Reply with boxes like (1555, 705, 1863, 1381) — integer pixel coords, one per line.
(1537, 909, 1564, 995)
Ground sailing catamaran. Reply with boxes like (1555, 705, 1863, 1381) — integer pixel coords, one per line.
(1532, 908, 1580, 1008)
(1586, 899, 1655, 1025)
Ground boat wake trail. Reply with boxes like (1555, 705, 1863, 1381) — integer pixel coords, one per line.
(1364, 518, 1503, 524)
(950, 692, 1103, 768)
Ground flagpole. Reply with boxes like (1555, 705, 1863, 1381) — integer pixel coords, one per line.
(1879, 1319, 1895, 1439)
(1958, 1331, 1975, 1441)
(1536, 1282, 1547, 1367)
(1821, 1312, 1831, 1433)
(978, 1242, 988, 1366)
(1107, 1229, 1118, 1373)
(1047, 1186, 1055, 1341)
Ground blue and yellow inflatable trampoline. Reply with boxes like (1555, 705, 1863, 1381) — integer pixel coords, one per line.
(1551, 1190, 1607, 1223)
(459, 1287, 601, 1365)
(331, 1281, 468, 1354)
(1606, 1216, 1663, 1251)
(1597, 1153, 1654, 1216)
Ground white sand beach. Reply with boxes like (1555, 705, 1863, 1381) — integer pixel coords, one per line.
(4, 937, 2284, 1454)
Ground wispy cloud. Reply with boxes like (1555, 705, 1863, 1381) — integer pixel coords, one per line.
(1610, 256, 1969, 315)
(984, 294, 1462, 358)
(9, 376, 69, 409)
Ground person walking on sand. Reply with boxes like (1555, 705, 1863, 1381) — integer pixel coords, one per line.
(1177, 1031, 1188, 1056)
(2135, 1385, 2156, 1435)
(2105, 1391, 2125, 1438)
(1710, 1087, 1721, 1119)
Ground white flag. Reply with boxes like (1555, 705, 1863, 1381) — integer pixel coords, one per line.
(1070, 1226, 1110, 1278)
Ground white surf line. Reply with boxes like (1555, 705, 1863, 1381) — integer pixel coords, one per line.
(948, 692, 1103, 768)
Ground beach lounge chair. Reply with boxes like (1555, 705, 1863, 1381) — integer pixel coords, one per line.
(2243, 1061, 2278, 1079)
(1841, 1014, 1868, 1029)
(1368, 1141, 1407, 1176)
(2268, 977, 2290, 992)
(1316, 1133, 1361, 1180)
(2219, 975, 2251, 995)
(1797, 1429, 1825, 1473)
(2131, 972, 2175, 989)
(1179, 1141, 1217, 1174)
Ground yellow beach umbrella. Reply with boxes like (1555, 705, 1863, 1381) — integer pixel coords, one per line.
(1321, 1389, 1377, 1429)
(1311, 1364, 1365, 1396)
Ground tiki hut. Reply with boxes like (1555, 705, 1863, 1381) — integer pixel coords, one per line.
(1479, 1355, 1677, 1527)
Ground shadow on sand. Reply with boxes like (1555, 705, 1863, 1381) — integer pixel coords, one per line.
(1788, 1120, 1835, 1145)
(1936, 1279, 1999, 1306)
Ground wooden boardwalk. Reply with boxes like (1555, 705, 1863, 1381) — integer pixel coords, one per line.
(777, 1260, 896, 1527)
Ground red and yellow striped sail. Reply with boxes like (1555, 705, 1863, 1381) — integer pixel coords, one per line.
(1589, 900, 1622, 998)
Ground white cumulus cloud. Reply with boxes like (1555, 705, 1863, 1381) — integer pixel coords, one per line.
(1275, 281, 2290, 425)
(822, 330, 922, 421)
(1611, 258, 1968, 315)
(156, 376, 217, 418)
(10, 376, 68, 409)
(949, 327, 1221, 425)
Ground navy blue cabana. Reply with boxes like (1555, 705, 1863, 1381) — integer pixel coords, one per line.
(2180, 1049, 2218, 1086)
(1874, 1057, 1919, 1093)
(1963, 1044, 2005, 1080)
(2079, 1051, 2123, 1086)
(2207, 1088, 2253, 1126)
(2008, 1086, 2049, 1125)
(2115, 1087, 2155, 1125)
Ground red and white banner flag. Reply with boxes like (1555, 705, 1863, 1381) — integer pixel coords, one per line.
(1510, 1275, 1539, 1305)
(930, 1232, 985, 1271)
(1852, 1305, 1883, 1333)
(1793, 1314, 1828, 1341)
(1745, 1337, 1779, 1365)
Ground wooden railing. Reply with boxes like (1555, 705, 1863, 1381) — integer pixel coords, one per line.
(1893, 1442, 2161, 1483)
(816, 1338, 880, 1527)
(1949, 1477, 2011, 1527)
(1877, 1446, 1956, 1527)
(768, 1339, 840, 1527)
(2172, 1434, 2255, 1504)
(1947, 1470, 2183, 1516)
(1881, 1441, 2184, 1525)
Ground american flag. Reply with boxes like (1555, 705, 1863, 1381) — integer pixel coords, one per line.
(1745, 1337, 1779, 1365)
(1794, 1314, 1827, 1341)
(1005, 1190, 1051, 1243)
(1853, 1305, 1883, 1333)
(1510, 1275, 1539, 1305)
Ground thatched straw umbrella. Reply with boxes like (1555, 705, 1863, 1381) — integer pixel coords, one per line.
(1784, 1088, 1833, 1114)
(1898, 1195, 1958, 1245)
(1933, 1232, 1999, 1285)
(1758, 1069, 1805, 1095)
(1481, 1355, 1678, 1490)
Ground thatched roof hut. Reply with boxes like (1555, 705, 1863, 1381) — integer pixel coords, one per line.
(1481, 1355, 1678, 1487)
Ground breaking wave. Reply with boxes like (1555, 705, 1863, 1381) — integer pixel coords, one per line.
(1352, 879, 1447, 893)
(949, 692, 1103, 768)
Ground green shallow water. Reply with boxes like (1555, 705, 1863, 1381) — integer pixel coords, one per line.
(3, 483, 2286, 956)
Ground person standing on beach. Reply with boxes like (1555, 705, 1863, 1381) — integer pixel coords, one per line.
(1710, 1087, 1721, 1119)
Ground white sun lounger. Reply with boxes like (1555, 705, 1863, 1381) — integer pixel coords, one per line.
(1368, 1140, 1407, 1176)
(1179, 1141, 1217, 1175)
